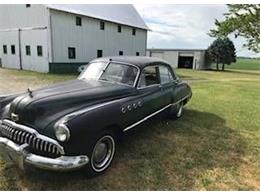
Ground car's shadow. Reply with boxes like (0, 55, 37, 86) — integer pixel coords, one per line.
(0, 109, 246, 190)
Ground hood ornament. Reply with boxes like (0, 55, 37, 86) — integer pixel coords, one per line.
(27, 88, 33, 98)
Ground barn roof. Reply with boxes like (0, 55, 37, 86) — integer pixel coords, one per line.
(45, 4, 149, 30)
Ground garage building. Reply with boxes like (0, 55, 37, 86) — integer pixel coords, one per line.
(0, 4, 148, 73)
(147, 48, 207, 70)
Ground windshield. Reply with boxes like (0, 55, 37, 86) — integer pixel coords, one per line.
(78, 62, 138, 86)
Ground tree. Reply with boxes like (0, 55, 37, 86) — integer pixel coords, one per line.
(209, 4, 260, 53)
(207, 37, 236, 71)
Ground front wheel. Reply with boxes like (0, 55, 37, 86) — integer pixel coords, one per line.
(84, 131, 116, 176)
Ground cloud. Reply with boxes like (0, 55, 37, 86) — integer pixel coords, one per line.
(134, 4, 260, 57)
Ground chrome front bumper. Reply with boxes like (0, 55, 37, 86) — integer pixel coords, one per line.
(0, 137, 89, 171)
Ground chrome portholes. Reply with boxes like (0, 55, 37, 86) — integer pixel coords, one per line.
(127, 105, 132, 111)
(121, 107, 126, 114)
(137, 101, 143, 107)
(121, 100, 143, 114)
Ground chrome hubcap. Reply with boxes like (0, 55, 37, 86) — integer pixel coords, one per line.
(91, 135, 115, 172)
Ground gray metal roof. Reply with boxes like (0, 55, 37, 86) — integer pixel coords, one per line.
(45, 4, 149, 30)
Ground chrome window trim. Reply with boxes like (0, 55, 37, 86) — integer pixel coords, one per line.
(123, 93, 191, 132)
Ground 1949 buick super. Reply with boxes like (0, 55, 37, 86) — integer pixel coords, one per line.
(0, 56, 191, 175)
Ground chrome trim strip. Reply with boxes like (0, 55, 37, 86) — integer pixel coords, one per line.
(123, 94, 191, 132)
(1, 119, 64, 155)
(0, 137, 89, 171)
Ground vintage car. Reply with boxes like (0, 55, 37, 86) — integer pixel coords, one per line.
(0, 56, 192, 175)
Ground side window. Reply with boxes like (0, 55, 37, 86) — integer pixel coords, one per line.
(97, 50, 103, 58)
(138, 66, 159, 88)
(25, 45, 31, 56)
(3, 45, 7, 54)
(68, 47, 76, 59)
(100, 21, 105, 30)
(159, 65, 174, 84)
(76, 16, 82, 26)
(37, 45, 43, 56)
(11, 45, 15, 55)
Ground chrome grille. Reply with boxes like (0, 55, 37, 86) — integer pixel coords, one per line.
(0, 120, 64, 157)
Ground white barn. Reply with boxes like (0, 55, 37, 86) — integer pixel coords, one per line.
(0, 4, 148, 73)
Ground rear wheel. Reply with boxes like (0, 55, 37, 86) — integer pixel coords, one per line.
(84, 131, 116, 176)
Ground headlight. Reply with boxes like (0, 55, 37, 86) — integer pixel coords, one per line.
(55, 123, 70, 142)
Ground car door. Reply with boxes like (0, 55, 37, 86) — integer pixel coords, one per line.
(137, 65, 165, 117)
(158, 64, 177, 106)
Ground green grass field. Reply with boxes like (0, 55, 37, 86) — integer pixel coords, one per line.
(0, 68, 259, 190)
(211, 58, 260, 71)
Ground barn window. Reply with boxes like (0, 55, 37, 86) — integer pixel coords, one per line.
(132, 28, 136, 36)
(97, 50, 103, 58)
(25, 45, 31, 56)
(136, 52, 140, 56)
(26, 4, 31, 8)
(119, 51, 123, 56)
(3, 45, 7, 54)
(118, 25, 122, 33)
(76, 16, 82, 26)
(68, 47, 76, 59)
(11, 45, 15, 55)
(37, 46, 43, 56)
(100, 21, 105, 30)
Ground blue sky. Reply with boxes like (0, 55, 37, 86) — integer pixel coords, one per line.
(134, 4, 260, 57)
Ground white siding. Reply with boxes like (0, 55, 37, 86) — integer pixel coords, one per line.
(50, 9, 147, 63)
(0, 30, 20, 69)
(162, 51, 179, 68)
(20, 29, 49, 72)
(148, 51, 179, 69)
(0, 4, 48, 29)
(0, 4, 49, 72)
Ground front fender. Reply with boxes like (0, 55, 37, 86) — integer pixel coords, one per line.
(57, 100, 125, 155)
(0, 94, 19, 118)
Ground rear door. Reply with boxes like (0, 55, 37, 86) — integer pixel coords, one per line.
(158, 65, 177, 105)
(137, 65, 165, 117)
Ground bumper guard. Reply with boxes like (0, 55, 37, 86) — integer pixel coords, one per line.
(0, 137, 89, 171)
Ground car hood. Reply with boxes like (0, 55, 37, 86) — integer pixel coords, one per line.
(6, 79, 135, 131)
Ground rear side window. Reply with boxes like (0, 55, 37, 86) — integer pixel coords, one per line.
(159, 66, 174, 84)
(138, 66, 159, 87)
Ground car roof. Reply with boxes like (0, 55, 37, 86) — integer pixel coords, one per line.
(91, 56, 172, 69)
